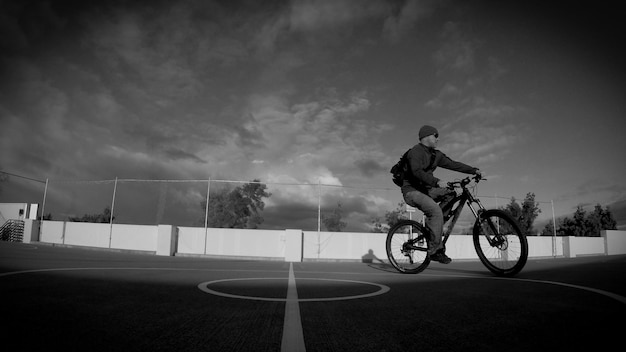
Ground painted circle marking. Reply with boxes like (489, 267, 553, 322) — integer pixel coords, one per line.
(197, 277, 390, 302)
(419, 273, 626, 305)
(0, 267, 622, 305)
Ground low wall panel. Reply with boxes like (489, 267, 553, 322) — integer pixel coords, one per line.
(205, 228, 285, 258)
(33, 222, 626, 260)
(111, 224, 157, 252)
(604, 230, 626, 255)
(65, 222, 110, 248)
(444, 236, 478, 260)
(177, 227, 206, 255)
(527, 236, 563, 258)
(564, 236, 606, 257)
(303, 231, 386, 261)
(40, 221, 65, 243)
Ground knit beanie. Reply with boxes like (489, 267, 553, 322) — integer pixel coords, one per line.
(418, 125, 438, 140)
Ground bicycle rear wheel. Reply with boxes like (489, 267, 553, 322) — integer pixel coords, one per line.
(473, 209, 528, 277)
(386, 220, 430, 274)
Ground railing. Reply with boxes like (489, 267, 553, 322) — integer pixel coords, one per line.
(0, 220, 24, 242)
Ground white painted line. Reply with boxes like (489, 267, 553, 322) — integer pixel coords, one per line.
(3, 267, 623, 306)
(197, 278, 390, 302)
(505, 277, 626, 305)
(420, 273, 626, 305)
(281, 263, 306, 352)
(296, 279, 390, 302)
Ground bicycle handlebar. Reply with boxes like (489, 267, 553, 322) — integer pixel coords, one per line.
(447, 174, 485, 189)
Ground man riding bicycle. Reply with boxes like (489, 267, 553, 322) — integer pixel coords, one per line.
(401, 125, 482, 264)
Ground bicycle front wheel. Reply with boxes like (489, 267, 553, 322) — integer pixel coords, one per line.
(473, 209, 528, 277)
(386, 220, 430, 274)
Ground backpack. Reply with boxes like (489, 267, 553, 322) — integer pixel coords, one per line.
(390, 149, 410, 187)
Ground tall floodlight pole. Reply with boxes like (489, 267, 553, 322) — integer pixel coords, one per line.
(41, 178, 49, 218)
(39, 178, 49, 240)
(551, 200, 557, 257)
(318, 180, 321, 258)
(109, 177, 118, 249)
(204, 178, 211, 255)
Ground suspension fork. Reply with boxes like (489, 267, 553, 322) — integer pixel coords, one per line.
(467, 192, 504, 246)
(465, 189, 485, 219)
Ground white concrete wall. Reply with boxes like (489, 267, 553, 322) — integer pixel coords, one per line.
(302, 232, 565, 261)
(284, 229, 303, 262)
(302, 231, 388, 262)
(39, 220, 158, 253)
(177, 227, 286, 259)
(157, 225, 177, 256)
(207, 228, 285, 259)
(34, 221, 626, 261)
(563, 236, 606, 257)
(443, 236, 479, 260)
(65, 222, 111, 248)
(177, 227, 207, 255)
(111, 224, 157, 252)
(40, 221, 65, 243)
(22, 219, 40, 243)
(527, 236, 564, 257)
(604, 230, 626, 256)
(0, 203, 28, 222)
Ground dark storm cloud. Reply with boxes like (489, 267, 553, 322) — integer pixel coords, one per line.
(354, 158, 386, 177)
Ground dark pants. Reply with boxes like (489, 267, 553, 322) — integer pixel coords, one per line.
(402, 186, 455, 255)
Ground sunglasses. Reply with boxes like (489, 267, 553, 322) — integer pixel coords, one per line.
(433, 133, 439, 138)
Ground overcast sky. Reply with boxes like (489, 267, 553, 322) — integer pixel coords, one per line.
(1, 0, 625, 230)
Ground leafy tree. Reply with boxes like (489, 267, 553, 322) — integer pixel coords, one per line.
(69, 206, 114, 223)
(370, 217, 387, 233)
(38, 213, 53, 221)
(550, 204, 617, 237)
(554, 216, 575, 237)
(371, 202, 409, 233)
(588, 204, 617, 233)
(502, 193, 541, 235)
(322, 202, 347, 232)
(386, 202, 409, 228)
(554, 207, 587, 237)
(541, 220, 555, 237)
(201, 180, 271, 229)
(572, 206, 588, 236)
(504, 197, 522, 221)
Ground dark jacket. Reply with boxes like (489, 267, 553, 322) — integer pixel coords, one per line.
(403, 143, 478, 191)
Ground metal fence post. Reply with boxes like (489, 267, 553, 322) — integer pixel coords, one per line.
(551, 200, 557, 257)
(204, 178, 211, 255)
(109, 177, 118, 248)
(39, 178, 49, 240)
(41, 178, 49, 219)
(317, 180, 321, 258)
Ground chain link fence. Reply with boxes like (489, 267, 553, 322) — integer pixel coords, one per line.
(2, 171, 558, 235)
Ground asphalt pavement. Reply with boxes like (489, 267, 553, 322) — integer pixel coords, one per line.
(1, 241, 624, 351)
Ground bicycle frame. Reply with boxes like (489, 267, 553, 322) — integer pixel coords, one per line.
(401, 177, 493, 252)
(386, 175, 528, 276)
(441, 179, 486, 245)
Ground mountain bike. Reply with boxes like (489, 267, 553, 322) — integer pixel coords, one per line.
(386, 175, 528, 277)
